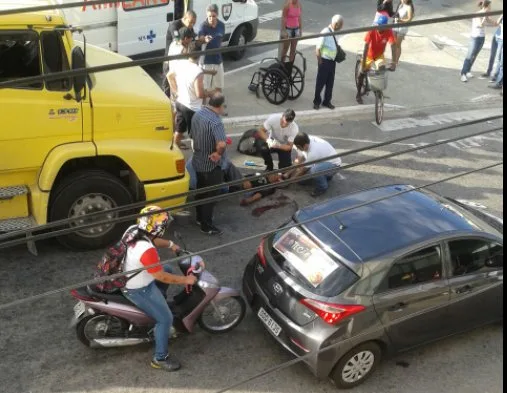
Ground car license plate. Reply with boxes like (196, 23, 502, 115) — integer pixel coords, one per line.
(73, 302, 86, 319)
(257, 307, 282, 336)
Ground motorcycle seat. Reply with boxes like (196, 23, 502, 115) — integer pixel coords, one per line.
(86, 285, 133, 306)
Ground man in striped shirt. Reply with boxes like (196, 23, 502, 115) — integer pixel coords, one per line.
(190, 92, 228, 236)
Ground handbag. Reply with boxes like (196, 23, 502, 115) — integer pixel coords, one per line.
(329, 28, 346, 63)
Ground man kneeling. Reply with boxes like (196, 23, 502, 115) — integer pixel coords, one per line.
(283, 132, 342, 197)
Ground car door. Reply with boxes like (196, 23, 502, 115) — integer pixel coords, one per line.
(117, 0, 173, 56)
(445, 238, 503, 332)
(0, 29, 82, 174)
(373, 244, 452, 351)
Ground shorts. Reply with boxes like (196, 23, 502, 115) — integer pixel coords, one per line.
(394, 26, 409, 37)
(175, 102, 196, 135)
(364, 55, 386, 71)
(202, 63, 225, 91)
(285, 27, 301, 38)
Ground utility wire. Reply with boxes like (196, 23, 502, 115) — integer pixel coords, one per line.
(0, 10, 502, 88)
(0, 127, 502, 249)
(0, 116, 502, 243)
(0, 161, 501, 313)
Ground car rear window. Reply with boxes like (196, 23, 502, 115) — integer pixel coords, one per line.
(270, 225, 359, 297)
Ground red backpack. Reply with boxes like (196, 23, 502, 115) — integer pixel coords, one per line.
(94, 227, 149, 293)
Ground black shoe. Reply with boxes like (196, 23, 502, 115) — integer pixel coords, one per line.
(151, 355, 181, 372)
(313, 104, 320, 110)
(356, 94, 364, 104)
(201, 225, 223, 236)
(489, 84, 502, 90)
(311, 189, 327, 197)
(322, 103, 335, 110)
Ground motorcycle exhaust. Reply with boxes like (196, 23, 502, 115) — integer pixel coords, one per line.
(90, 337, 151, 348)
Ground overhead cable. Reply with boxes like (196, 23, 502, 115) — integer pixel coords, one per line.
(0, 161, 501, 312)
(0, 116, 502, 243)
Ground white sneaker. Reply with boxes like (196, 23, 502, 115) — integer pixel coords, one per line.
(466, 72, 474, 78)
(461, 75, 468, 82)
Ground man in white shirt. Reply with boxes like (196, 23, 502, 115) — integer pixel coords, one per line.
(284, 132, 342, 197)
(255, 109, 299, 171)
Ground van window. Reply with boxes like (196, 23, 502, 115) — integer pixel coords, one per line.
(377, 246, 443, 292)
(0, 31, 42, 89)
(449, 239, 503, 276)
(122, 0, 170, 12)
(41, 31, 71, 91)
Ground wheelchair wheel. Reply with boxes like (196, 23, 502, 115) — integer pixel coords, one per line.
(262, 68, 290, 105)
(375, 91, 384, 125)
(287, 65, 305, 101)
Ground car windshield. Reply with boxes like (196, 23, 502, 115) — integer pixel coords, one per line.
(271, 224, 359, 297)
(445, 197, 503, 235)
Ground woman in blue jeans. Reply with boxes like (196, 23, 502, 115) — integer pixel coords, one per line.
(461, 1, 495, 82)
(121, 206, 199, 372)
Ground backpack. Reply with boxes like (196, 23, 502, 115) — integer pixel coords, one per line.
(237, 128, 262, 156)
(94, 228, 148, 293)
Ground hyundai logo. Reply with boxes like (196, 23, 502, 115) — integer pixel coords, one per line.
(272, 282, 283, 296)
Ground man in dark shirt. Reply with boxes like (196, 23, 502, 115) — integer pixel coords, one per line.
(190, 92, 228, 236)
(198, 4, 226, 99)
(240, 173, 283, 206)
(162, 10, 197, 98)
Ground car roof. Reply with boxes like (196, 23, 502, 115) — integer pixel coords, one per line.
(296, 185, 496, 263)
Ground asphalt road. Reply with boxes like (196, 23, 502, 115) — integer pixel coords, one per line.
(0, 0, 504, 392)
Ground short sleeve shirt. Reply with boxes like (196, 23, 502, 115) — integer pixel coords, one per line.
(263, 113, 299, 144)
(365, 29, 395, 59)
(124, 240, 161, 289)
(191, 107, 227, 172)
(199, 20, 226, 64)
(299, 136, 342, 168)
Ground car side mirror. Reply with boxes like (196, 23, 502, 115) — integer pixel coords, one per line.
(71, 46, 86, 102)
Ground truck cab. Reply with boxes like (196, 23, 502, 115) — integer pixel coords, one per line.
(0, 1, 189, 251)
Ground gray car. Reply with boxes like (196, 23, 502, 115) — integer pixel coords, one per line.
(242, 185, 503, 389)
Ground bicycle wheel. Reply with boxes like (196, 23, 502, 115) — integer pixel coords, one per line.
(375, 91, 384, 125)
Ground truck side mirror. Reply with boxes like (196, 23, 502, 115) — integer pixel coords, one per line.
(71, 46, 86, 102)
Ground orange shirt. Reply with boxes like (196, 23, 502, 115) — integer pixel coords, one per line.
(365, 29, 395, 59)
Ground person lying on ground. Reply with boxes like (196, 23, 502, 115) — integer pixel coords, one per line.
(240, 173, 283, 206)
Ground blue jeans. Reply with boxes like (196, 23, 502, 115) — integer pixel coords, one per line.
(486, 35, 499, 76)
(461, 37, 485, 75)
(493, 40, 503, 82)
(299, 162, 340, 192)
(122, 265, 174, 361)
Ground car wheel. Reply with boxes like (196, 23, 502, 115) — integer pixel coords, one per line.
(49, 170, 134, 250)
(228, 26, 247, 61)
(330, 342, 382, 389)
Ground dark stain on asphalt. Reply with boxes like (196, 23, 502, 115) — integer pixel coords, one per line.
(396, 360, 411, 368)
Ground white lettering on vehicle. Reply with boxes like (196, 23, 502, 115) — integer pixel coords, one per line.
(82, 0, 170, 12)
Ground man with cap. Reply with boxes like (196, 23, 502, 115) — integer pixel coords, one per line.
(356, 14, 396, 104)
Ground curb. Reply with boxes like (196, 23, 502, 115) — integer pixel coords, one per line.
(222, 104, 405, 128)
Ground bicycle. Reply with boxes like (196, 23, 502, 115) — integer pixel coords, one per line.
(355, 53, 393, 125)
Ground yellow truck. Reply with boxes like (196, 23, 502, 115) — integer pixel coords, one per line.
(0, 1, 189, 251)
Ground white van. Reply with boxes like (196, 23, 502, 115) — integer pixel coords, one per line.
(53, 0, 259, 59)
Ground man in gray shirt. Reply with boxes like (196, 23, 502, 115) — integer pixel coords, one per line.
(190, 92, 228, 235)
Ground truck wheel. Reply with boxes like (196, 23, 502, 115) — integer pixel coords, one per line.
(49, 170, 134, 250)
(228, 26, 247, 61)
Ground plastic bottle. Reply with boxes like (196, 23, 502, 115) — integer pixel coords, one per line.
(244, 160, 258, 167)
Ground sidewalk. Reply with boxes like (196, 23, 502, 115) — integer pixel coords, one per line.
(220, 25, 503, 127)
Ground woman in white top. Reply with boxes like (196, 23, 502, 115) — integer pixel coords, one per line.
(393, 0, 414, 66)
(460, 1, 496, 82)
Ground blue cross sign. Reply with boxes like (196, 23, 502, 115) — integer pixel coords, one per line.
(138, 30, 157, 44)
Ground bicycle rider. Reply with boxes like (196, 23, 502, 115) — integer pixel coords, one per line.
(356, 14, 397, 104)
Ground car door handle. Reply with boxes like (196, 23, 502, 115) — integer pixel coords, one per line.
(455, 285, 473, 294)
(388, 302, 406, 312)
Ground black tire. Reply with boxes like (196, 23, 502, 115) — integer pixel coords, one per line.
(49, 170, 134, 250)
(197, 296, 246, 334)
(375, 91, 384, 125)
(76, 314, 127, 347)
(330, 342, 382, 389)
(228, 26, 248, 61)
(287, 65, 305, 100)
(262, 68, 290, 105)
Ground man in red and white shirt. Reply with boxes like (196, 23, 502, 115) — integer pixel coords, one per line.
(121, 206, 198, 372)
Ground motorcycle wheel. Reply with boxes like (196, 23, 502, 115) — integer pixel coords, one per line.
(76, 314, 127, 347)
(198, 296, 246, 334)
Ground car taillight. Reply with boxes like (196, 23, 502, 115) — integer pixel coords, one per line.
(300, 298, 365, 325)
(70, 289, 98, 302)
(176, 159, 185, 174)
(257, 237, 267, 266)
